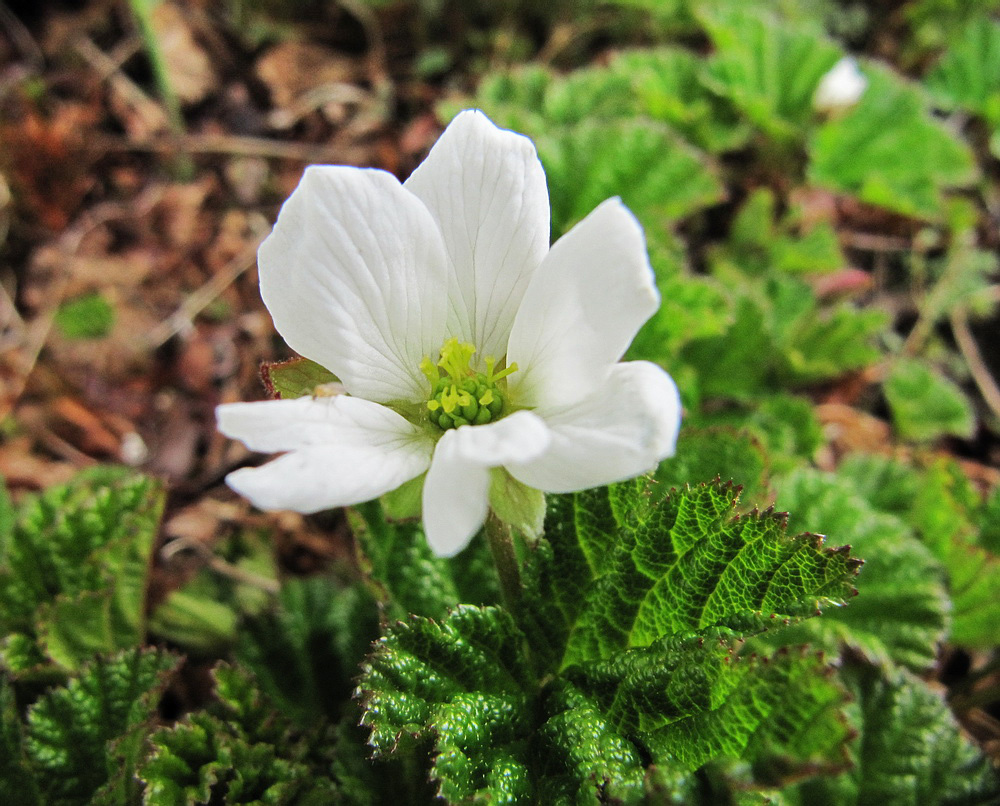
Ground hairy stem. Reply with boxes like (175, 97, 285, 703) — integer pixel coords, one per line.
(485, 511, 521, 612)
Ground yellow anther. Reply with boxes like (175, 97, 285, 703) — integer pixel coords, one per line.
(427, 400, 441, 412)
(438, 338, 477, 381)
(479, 389, 494, 406)
(420, 355, 440, 386)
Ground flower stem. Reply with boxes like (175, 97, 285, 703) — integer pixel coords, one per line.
(485, 511, 521, 612)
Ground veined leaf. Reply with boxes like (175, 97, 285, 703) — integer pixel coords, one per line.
(927, 17, 1000, 128)
(0, 469, 164, 674)
(767, 469, 949, 671)
(237, 577, 380, 724)
(139, 664, 342, 806)
(611, 47, 751, 152)
(885, 358, 975, 442)
(808, 64, 976, 220)
(24, 648, 179, 805)
(361, 482, 860, 802)
(537, 118, 723, 236)
(840, 455, 1000, 649)
(791, 665, 999, 804)
(701, 7, 842, 140)
(526, 481, 859, 671)
(350, 501, 500, 623)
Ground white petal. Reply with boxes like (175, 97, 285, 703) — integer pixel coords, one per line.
(218, 395, 433, 513)
(422, 411, 550, 557)
(506, 198, 659, 409)
(258, 166, 451, 404)
(509, 362, 681, 493)
(225, 441, 430, 514)
(217, 395, 425, 453)
(404, 110, 550, 362)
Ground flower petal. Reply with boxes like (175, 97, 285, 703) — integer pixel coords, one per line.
(509, 361, 681, 493)
(258, 166, 451, 404)
(225, 443, 430, 514)
(404, 110, 550, 362)
(506, 198, 659, 409)
(217, 395, 426, 453)
(422, 411, 550, 557)
(218, 395, 432, 513)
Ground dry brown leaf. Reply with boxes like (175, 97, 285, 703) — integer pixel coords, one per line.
(150, 1, 218, 105)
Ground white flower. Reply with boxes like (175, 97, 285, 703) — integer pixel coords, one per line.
(217, 110, 681, 557)
(813, 56, 867, 112)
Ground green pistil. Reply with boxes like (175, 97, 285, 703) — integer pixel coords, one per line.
(422, 338, 516, 431)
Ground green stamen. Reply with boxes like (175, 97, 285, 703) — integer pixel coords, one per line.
(423, 339, 518, 431)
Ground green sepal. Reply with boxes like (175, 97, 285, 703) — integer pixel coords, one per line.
(489, 469, 545, 542)
(260, 356, 339, 399)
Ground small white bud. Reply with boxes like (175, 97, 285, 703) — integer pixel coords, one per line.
(814, 57, 867, 112)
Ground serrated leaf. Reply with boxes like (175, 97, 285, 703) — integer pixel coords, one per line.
(766, 469, 949, 671)
(611, 47, 751, 152)
(140, 664, 340, 806)
(791, 664, 999, 804)
(927, 17, 1000, 128)
(361, 480, 861, 802)
(362, 608, 849, 803)
(713, 189, 845, 279)
(237, 577, 380, 724)
(350, 501, 499, 622)
(0, 469, 164, 673)
(536, 118, 723, 236)
(885, 358, 975, 442)
(652, 428, 769, 504)
(808, 64, 977, 220)
(24, 648, 179, 805)
(843, 456, 1000, 648)
(535, 481, 859, 670)
(0, 679, 41, 806)
(702, 8, 842, 140)
(260, 357, 339, 400)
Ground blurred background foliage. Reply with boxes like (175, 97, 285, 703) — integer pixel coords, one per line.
(0, 0, 999, 801)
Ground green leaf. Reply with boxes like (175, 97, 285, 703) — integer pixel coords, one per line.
(537, 118, 723, 236)
(713, 188, 845, 278)
(0, 679, 41, 806)
(767, 469, 949, 671)
(149, 531, 278, 655)
(536, 481, 860, 670)
(361, 607, 849, 803)
(682, 298, 773, 401)
(25, 648, 179, 805)
(927, 17, 1000, 128)
(361, 480, 862, 802)
(808, 64, 977, 220)
(54, 292, 115, 340)
(260, 356, 339, 400)
(791, 664, 999, 804)
(653, 428, 769, 504)
(611, 47, 751, 152)
(846, 456, 1000, 648)
(237, 577, 379, 724)
(885, 358, 975, 442)
(0, 469, 164, 673)
(139, 664, 341, 806)
(351, 501, 499, 622)
(701, 8, 842, 140)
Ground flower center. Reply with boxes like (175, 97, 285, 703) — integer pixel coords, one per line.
(420, 338, 518, 430)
